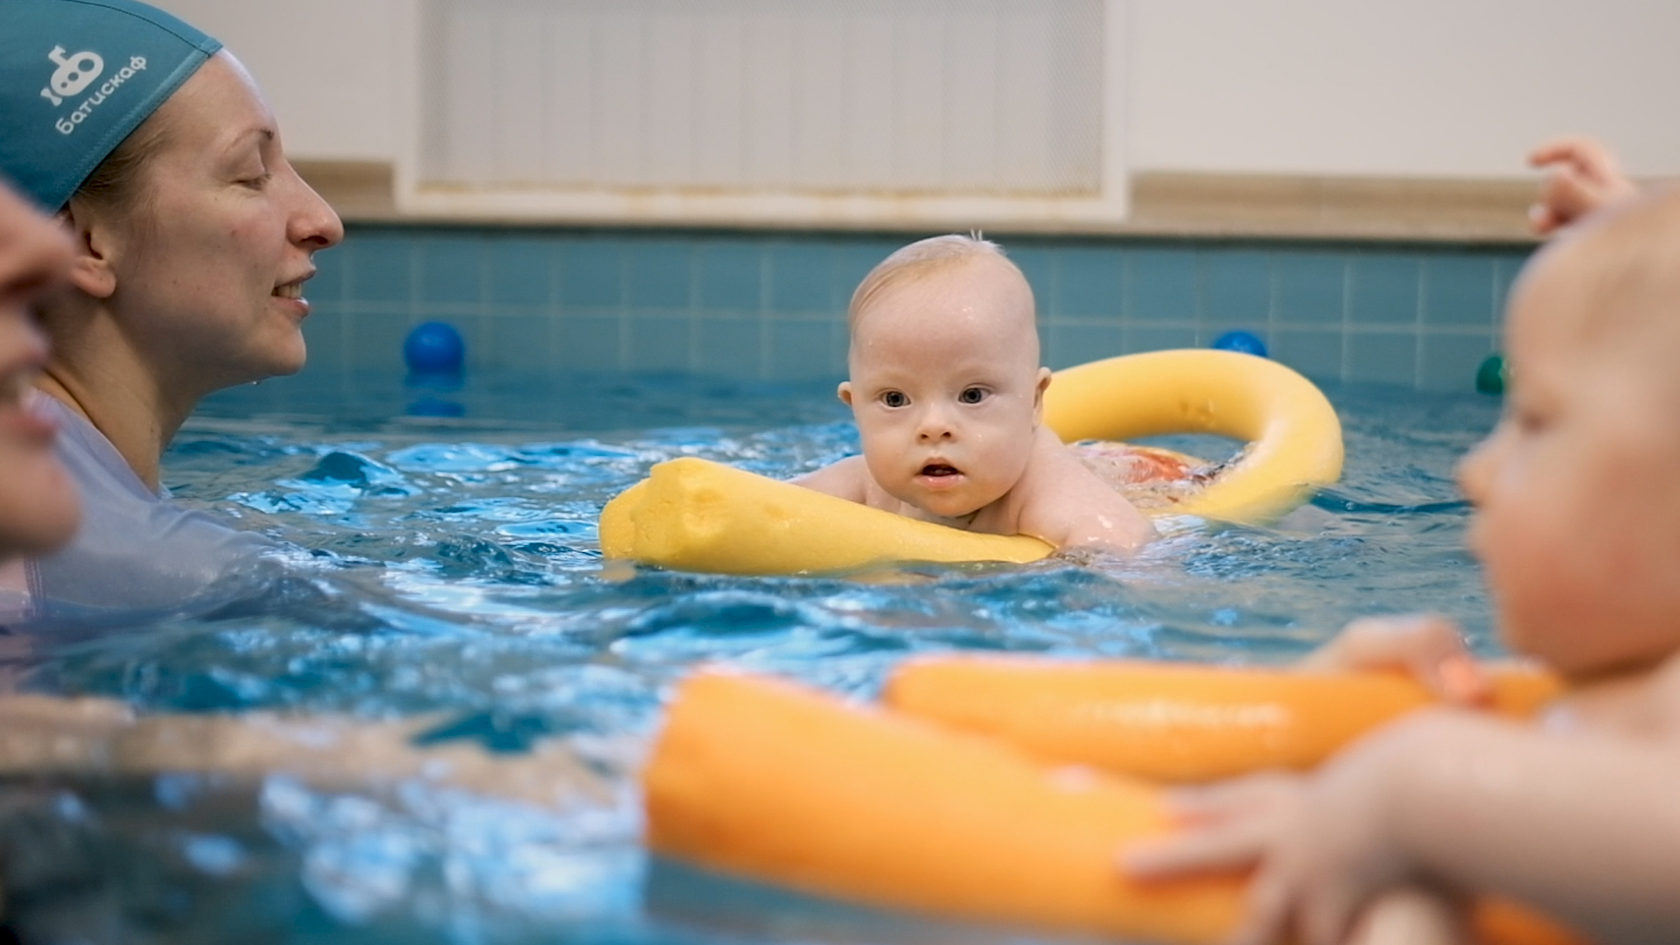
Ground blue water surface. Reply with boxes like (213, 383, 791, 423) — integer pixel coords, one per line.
(3, 369, 1502, 945)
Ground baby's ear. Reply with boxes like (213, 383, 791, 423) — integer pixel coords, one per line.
(1033, 367, 1052, 412)
(837, 381, 854, 406)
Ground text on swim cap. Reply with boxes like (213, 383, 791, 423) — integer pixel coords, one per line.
(39, 50, 149, 136)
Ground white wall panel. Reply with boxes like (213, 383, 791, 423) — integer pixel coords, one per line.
(418, 0, 1108, 197)
(158, 0, 1680, 189)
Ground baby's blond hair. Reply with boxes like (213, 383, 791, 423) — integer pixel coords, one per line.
(1503, 184, 1680, 417)
(1547, 184, 1680, 358)
(848, 233, 1020, 327)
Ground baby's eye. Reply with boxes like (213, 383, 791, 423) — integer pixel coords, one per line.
(958, 387, 987, 404)
(881, 390, 909, 408)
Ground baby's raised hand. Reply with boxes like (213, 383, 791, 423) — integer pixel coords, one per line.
(1527, 136, 1638, 236)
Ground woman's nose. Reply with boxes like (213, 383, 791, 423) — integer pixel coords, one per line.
(286, 166, 345, 251)
(0, 188, 73, 309)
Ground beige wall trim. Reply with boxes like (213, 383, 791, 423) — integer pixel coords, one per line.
(1129, 173, 1538, 243)
(296, 160, 1539, 244)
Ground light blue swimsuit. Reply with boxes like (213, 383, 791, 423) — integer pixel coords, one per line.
(0, 397, 278, 630)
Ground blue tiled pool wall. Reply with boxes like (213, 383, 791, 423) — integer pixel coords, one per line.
(301, 225, 1535, 392)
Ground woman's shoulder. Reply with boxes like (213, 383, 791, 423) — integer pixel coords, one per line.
(38, 394, 158, 501)
(22, 393, 279, 625)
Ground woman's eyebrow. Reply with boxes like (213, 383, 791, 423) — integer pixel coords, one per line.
(216, 126, 277, 157)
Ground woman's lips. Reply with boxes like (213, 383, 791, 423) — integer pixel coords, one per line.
(272, 273, 315, 318)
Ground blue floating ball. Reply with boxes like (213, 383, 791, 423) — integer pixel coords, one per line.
(403, 321, 466, 374)
(405, 395, 466, 418)
(1211, 330, 1268, 358)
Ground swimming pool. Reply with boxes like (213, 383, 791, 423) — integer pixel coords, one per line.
(4, 367, 1501, 944)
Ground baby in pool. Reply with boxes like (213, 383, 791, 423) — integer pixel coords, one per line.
(794, 234, 1156, 553)
(1125, 185, 1680, 945)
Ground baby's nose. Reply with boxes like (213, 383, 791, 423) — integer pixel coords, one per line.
(916, 407, 955, 440)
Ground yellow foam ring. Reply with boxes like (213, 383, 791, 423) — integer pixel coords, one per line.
(883, 655, 1565, 783)
(1043, 349, 1345, 522)
(644, 669, 1588, 945)
(599, 348, 1344, 574)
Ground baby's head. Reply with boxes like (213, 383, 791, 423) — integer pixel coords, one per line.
(1458, 185, 1680, 682)
(839, 235, 1051, 520)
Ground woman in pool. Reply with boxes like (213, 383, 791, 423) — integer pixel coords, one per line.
(0, 176, 611, 844)
(0, 0, 344, 626)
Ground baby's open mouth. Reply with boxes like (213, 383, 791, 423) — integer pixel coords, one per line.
(920, 463, 960, 477)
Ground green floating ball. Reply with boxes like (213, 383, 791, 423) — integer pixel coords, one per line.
(1475, 353, 1505, 395)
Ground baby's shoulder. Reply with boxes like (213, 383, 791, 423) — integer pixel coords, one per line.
(793, 455, 871, 503)
(1018, 432, 1117, 495)
(1000, 438, 1116, 520)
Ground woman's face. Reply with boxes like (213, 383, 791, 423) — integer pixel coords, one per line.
(0, 181, 78, 559)
(90, 52, 344, 401)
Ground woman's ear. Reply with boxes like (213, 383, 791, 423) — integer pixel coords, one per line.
(57, 204, 117, 300)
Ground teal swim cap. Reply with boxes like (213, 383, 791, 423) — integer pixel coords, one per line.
(0, 0, 221, 211)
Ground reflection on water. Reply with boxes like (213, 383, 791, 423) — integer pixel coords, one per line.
(5, 371, 1501, 944)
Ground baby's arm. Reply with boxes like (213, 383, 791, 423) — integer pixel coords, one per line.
(0, 696, 614, 811)
(1016, 435, 1156, 553)
(1357, 712, 1680, 945)
(1126, 708, 1680, 945)
(791, 455, 872, 504)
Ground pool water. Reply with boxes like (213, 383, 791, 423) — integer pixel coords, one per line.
(5, 369, 1502, 945)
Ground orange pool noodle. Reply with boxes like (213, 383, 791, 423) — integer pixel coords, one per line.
(644, 669, 1588, 945)
(645, 669, 1246, 944)
(883, 655, 1564, 782)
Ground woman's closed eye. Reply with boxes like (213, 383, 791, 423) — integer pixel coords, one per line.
(229, 159, 272, 190)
